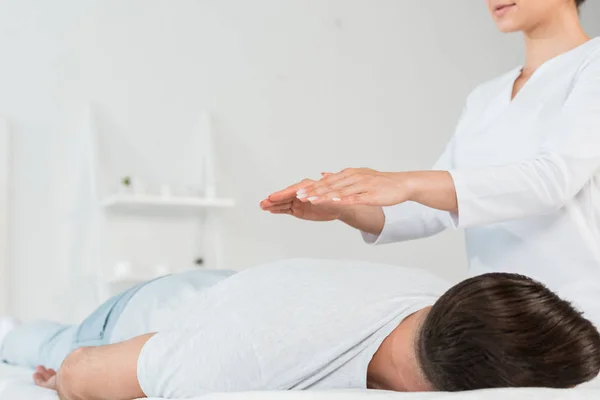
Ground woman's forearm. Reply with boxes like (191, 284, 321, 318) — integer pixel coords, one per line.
(335, 171, 457, 236)
(338, 205, 385, 235)
(404, 171, 458, 213)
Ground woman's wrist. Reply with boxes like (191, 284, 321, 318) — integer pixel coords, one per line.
(400, 171, 458, 213)
(397, 171, 425, 202)
(337, 205, 359, 224)
(337, 205, 385, 236)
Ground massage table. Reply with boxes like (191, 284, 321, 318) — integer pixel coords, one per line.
(1, 363, 598, 400)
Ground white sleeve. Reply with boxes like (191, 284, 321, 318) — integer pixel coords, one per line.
(362, 109, 466, 245)
(449, 49, 600, 228)
(137, 316, 263, 398)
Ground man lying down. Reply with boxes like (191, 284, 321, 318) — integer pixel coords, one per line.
(0, 259, 599, 399)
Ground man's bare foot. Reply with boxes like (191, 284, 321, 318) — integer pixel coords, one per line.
(33, 365, 58, 391)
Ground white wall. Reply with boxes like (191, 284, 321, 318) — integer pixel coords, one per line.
(0, 0, 599, 322)
(0, 118, 9, 314)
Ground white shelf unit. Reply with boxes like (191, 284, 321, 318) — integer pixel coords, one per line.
(100, 193, 235, 213)
(83, 106, 233, 301)
(0, 117, 10, 314)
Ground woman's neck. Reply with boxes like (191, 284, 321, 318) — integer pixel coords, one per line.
(522, 8, 589, 74)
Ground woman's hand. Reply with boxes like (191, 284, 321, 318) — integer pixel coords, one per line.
(296, 168, 458, 212)
(261, 174, 389, 235)
(296, 168, 414, 207)
(260, 178, 346, 221)
(261, 168, 456, 233)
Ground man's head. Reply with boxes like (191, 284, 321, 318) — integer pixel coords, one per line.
(417, 273, 600, 391)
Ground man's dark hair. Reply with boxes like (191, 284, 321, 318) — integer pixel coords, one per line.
(417, 273, 600, 391)
(576, 0, 587, 8)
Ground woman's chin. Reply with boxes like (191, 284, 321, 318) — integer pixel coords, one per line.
(495, 21, 523, 33)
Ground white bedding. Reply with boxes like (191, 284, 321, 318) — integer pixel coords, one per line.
(1, 363, 598, 400)
(0, 364, 57, 400)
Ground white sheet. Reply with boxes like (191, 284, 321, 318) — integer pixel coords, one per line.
(193, 388, 600, 400)
(1, 363, 598, 400)
(0, 363, 57, 400)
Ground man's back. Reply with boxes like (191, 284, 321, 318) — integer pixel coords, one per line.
(8, 259, 599, 399)
(128, 259, 450, 398)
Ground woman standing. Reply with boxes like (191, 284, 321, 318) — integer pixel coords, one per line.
(261, 0, 600, 323)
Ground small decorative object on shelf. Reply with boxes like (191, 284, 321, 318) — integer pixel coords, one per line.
(114, 261, 132, 280)
(119, 176, 135, 195)
(121, 176, 132, 188)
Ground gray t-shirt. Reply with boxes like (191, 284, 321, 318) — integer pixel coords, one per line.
(136, 259, 450, 398)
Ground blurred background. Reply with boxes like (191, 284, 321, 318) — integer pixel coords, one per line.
(0, 0, 599, 323)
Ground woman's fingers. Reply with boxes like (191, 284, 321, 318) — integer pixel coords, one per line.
(297, 172, 346, 195)
(300, 176, 363, 199)
(309, 183, 371, 205)
(301, 168, 376, 198)
(264, 169, 377, 208)
(261, 199, 293, 208)
(267, 188, 297, 202)
(309, 170, 354, 190)
(259, 199, 272, 209)
(265, 203, 293, 212)
(270, 210, 293, 215)
(338, 193, 375, 206)
(260, 199, 293, 209)
(268, 179, 315, 202)
(299, 172, 375, 202)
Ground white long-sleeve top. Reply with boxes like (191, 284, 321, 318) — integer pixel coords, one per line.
(363, 37, 600, 323)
